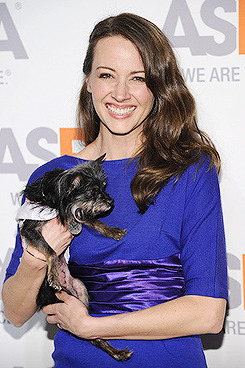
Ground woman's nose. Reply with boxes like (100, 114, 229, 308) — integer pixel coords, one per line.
(111, 80, 131, 102)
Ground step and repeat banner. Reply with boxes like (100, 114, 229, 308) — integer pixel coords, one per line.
(0, 1, 244, 367)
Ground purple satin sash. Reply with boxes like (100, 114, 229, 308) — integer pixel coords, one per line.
(68, 253, 186, 314)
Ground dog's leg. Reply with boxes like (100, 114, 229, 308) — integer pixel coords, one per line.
(58, 254, 89, 308)
(90, 339, 133, 361)
(20, 220, 62, 291)
(84, 220, 126, 240)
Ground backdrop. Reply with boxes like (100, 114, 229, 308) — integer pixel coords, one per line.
(0, 1, 244, 367)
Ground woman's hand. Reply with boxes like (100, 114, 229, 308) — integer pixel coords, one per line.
(43, 291, 95, 339)
(41, 217, 74, 256)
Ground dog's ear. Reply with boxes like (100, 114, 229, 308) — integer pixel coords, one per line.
(94, 153, 106, 164)
(70, 175, 83, 189)
(57, 171, 84, 195)
(71, 205, 85, 222)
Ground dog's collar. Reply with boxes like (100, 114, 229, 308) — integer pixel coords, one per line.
(16, 200, 58, 227)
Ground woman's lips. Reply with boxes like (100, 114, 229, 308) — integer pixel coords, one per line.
(105, 103, 136, 118)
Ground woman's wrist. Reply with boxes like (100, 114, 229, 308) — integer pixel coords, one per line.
(22, 246, 47, 270)
(82, 314, 123, 340)
(76, 314, 99, 340)
(25, 244, 47, 261)
(25, 248, 47, 262)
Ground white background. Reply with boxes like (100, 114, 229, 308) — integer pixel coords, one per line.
(0, 1, 244, 367)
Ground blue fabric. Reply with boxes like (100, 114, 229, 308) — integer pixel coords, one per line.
(5, 154, 228, 368)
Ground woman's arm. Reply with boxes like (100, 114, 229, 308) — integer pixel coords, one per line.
(43, 292, 226, 340)
(93, 295, 226, 340)
(1, 218, 73, 327)
(2, 247, 47, 327)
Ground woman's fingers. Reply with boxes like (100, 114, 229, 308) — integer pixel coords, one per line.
(41, 218, 74, 255)
(42, 291, 92, 338)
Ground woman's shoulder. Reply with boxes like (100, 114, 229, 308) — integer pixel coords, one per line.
(183, 154, 220, 200)
(185, 154, 218, 181)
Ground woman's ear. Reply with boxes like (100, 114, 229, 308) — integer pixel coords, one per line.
(86, 77, 92, 93)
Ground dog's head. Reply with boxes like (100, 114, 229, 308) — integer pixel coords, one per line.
(57, 154, 114, 224)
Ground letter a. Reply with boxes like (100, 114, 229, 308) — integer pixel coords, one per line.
(0, 3, 28, 59)
(163, 0, 207, 55)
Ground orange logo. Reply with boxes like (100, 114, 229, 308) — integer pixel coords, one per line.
(239, 0, 245, 54)
(59, 128, 84, 156)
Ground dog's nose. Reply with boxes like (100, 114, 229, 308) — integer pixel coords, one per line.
(108, 198, 114, 206)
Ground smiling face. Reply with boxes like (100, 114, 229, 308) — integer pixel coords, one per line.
(86, 36, 154, 137)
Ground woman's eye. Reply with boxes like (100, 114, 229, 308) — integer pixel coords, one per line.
(132, 76, 145, 82)
(98, 73, 112, 79)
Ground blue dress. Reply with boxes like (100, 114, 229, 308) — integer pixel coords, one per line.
(5, 155, 228, 368)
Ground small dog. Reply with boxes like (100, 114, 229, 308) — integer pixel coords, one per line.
(16, 154, 133, 361)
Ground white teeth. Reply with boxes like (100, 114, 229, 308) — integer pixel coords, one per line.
(106, 104, 135, 115)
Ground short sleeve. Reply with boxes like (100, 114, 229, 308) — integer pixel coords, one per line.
(180, 160, 228, 301)
(4, 232, 23, 281)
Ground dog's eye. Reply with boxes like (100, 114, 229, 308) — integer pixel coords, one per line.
(91, 186, 99, 196)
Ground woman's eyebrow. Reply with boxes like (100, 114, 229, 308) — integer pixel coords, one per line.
(130, 71, 145, 75)
(96, 66, 115, 71)
(96, 66, 145, 74)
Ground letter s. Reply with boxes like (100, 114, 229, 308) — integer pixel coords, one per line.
(201, 0, 236, 56)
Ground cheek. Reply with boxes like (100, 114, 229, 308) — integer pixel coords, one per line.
(91, 81, 111, 103)
(139, 90, 154, 109)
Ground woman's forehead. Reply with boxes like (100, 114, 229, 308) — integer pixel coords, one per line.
(92, 36, 144, 72)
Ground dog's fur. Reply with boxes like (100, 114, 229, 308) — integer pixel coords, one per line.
(18, 155, 133, 361)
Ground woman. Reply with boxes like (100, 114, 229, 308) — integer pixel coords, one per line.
(2, 13, 228, 368)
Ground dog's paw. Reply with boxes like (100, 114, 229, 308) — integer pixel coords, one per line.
(90, 339, 133, 361)
(47, 272, 62, 291)
(49, 281, 62, 291)
(112, 228, 127, 241)
(112, 347, 133, 361)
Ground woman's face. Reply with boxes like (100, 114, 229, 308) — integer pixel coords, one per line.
(86, 36, 154, 136)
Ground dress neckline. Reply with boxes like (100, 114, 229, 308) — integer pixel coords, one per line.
(63, 154, 133, 165)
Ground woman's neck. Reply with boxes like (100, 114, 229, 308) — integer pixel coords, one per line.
(74, 126, 143, 161)
(94, 135, 140, 160)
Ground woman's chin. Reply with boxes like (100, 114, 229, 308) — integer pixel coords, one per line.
(100, 120, 143, 137)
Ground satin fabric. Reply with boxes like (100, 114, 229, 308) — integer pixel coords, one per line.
(68, 252, 186, 314)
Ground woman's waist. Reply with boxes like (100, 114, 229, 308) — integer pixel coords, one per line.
(68, 253, 186, 314)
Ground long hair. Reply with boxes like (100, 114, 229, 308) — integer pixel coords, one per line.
(77, 13, 220, 214)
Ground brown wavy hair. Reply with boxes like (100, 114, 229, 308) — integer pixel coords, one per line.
(77, 13, 220, 214)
